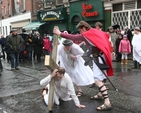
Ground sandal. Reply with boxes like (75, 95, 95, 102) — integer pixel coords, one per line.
(76, 91, 83, 97)
(90, 94, 103, 100)
(96, 103, 112, 111)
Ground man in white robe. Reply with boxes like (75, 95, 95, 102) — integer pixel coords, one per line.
(40, 67, 86, 108)
(57, 39, 94, 97)
(132, 27, 141, 68)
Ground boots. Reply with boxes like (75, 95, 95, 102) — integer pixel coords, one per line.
(125, 59, 128, 65)
(121, 59, 124, 65)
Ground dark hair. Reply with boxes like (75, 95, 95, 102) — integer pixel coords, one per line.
(76, 21, 91, 30)
(57, 67, 65, 75)
(95, 22, 103, 28)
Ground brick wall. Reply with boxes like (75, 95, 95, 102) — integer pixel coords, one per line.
(0, 0, 13, 19)
(0, 0, 42, 21)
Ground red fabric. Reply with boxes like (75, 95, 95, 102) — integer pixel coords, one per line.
(82, 28, 114, 76)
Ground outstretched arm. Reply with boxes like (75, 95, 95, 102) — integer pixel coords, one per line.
(53, 28, 86, 41)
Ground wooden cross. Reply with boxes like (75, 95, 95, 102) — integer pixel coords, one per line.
(44, 26, 59, 111)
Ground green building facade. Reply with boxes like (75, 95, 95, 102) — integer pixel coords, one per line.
(37, 0, 111, 34)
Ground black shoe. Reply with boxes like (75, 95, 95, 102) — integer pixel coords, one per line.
(131, 67, 137, 69)
(15, 67, 19, 70)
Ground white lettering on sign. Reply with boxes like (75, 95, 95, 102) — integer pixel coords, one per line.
(40, 11, 60, 20)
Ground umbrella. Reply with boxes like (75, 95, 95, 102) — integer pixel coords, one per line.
(112, 24, 120, 29)
(18, 33, 28, 41)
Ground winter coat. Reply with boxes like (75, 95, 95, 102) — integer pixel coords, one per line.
(25, 36, 33, 52)
(6, 34, 24, 53)
(43, 38, 52, 52)
(33, 36, 43, 55)
(118, 39, 131, 53)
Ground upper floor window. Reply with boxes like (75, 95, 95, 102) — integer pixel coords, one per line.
(56, 0, 62, 5)
(4, 6, 6, 15)
(113, 3, 122, 12)
(42, 0, 53, 8)
(124, 1, 135, 10)
(137, 0, 141, 9)
(113, 1, 141, 12)
(0, 0, 2, 4)
(8, 4, 11, 16)
(20, 0, 26, 12)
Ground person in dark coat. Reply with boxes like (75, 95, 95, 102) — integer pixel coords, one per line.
(33, 32, 43, 62)
(0, 35, 6, 59)
(124, 26, 133, 44)
(6, 29, 24, 70)
(5, 31, 13, 62)
(25, 33, 33, 62)
(115, 34, 123, 62)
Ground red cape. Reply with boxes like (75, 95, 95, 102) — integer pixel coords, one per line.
(82, 28, 114, 76)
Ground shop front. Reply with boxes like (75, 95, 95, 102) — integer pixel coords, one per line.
(69, 0, 104, 31)
(37, 7, 68, 35)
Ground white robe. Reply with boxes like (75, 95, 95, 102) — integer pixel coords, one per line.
(40, 73, 80, 106)
(57, 43, 94, 86)
(132, 33, 141, 63)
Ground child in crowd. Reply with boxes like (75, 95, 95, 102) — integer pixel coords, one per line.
(118, 35, 131, 64)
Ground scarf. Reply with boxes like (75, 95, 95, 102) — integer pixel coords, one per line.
(64, 48, 76, 67)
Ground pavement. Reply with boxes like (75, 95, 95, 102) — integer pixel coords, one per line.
(0, 58, 141, 113)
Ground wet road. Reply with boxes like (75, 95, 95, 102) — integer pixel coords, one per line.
(0, 59, 141, 113)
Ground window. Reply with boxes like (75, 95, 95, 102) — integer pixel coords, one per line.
(5, 26, 7, 36)
(113, 3, 122, 12)
(8, 4, 11, 16)
(56, 0, 62, 5)
(0, 27, 1, 34)
(42, 0, 52, 8)
(0, 0, 2, 4)
(4, 6, 6, 15)
(137, 0, 141, 9)
(3, 26, 4, 36)
(124, 1, 135, 10)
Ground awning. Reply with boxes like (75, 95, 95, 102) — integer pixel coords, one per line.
(22, 22, 45, 30)
(11, 20, 30, 28)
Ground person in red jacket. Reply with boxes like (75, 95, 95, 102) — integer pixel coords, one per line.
(53, 21, 113, 111)
(43, 34, 52, 56)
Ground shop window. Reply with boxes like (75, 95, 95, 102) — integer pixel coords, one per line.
(113, 3, 122, 12)
(137, 0, 141, 9)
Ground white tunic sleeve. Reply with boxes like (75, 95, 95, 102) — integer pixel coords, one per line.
(66, 75, 80, 106)
(40, 75, 52, 86)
